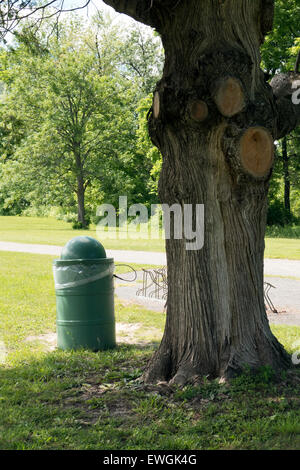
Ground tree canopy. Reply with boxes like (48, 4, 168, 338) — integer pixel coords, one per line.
(261, 0, 300, 224)
(0, 11, 163, 223)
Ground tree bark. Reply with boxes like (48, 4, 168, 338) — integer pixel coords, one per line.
(77, 175, 86, 227)
(282, 136, 291, 216)
(144, 123, 290, 383)
(104, 0, 297, 383)
(74, 149, 87, 227)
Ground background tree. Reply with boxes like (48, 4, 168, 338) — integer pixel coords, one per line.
(0, 14, 163, 222)
(0, 1, 92, 40)
(117, 25, 163, 95)
(2, 21, 133, 227)
(261, 1, 300, 223)
(102, 0, 300, 384)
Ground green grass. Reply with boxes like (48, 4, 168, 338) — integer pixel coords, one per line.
(0, 216, 165, 252)
(0, 251, 300, 450)
(264, 238, 300, 260)
(0, 216, 300, 259)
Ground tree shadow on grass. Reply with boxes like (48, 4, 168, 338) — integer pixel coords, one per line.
(0, 344, 299, 450)
(0, 343, 159, 449)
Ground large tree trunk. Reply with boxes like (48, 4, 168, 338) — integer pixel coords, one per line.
(144, 125, 290, 383)
(103, 0, 299, 383)
(144, 0, 291, 383)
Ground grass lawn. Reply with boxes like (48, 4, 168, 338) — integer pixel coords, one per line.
(264, 238, 300, 261)
(0, 216, 300, 259)
(0, 216, 165, 252)
(0, 251, 300, 450)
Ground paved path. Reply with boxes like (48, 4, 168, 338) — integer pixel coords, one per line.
(265, 276, 300, 312)
(0, 241, 167, 265)
(0, 241, 62, 256)
(0, 241, 299, 277)
(264, 258, 300, 279)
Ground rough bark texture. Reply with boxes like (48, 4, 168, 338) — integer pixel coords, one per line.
(75, 149, 87, 227)
(282, 136, 291, 215)
(103, 0, 299, 383)
(77, 175, 87, 227)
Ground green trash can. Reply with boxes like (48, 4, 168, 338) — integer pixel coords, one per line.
(53, 236, 116, 351)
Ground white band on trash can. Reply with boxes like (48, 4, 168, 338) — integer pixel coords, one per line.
(53, 263, 114, 289)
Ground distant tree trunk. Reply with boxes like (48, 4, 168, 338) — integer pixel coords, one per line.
(282, 136, 291, 217)
(76, 176, 86, 227)
(103, 0, 300, 384)
(75, 150, 87, 227)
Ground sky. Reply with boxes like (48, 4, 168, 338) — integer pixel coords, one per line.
(61, 0, 113, 16)
(1, 1, 147, 45)
(57, 0, 133, 25)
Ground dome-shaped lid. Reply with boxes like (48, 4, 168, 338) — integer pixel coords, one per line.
(60, 236, 106, 260)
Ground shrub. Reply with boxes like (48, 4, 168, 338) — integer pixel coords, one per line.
(72, 219, 90, 230)
(267, 200, 298, 226)
(265, 224, 300, 238)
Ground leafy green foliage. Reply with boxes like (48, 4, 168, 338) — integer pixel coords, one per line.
(261, 0, 300, 74)
(0, 12, 163, 221)
(116, 24, 163, 95)
(261, 0, 300, 225)
(136, 94, 162, 196)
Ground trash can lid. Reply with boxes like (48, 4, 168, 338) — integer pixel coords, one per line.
(60, 236, 106, 260)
